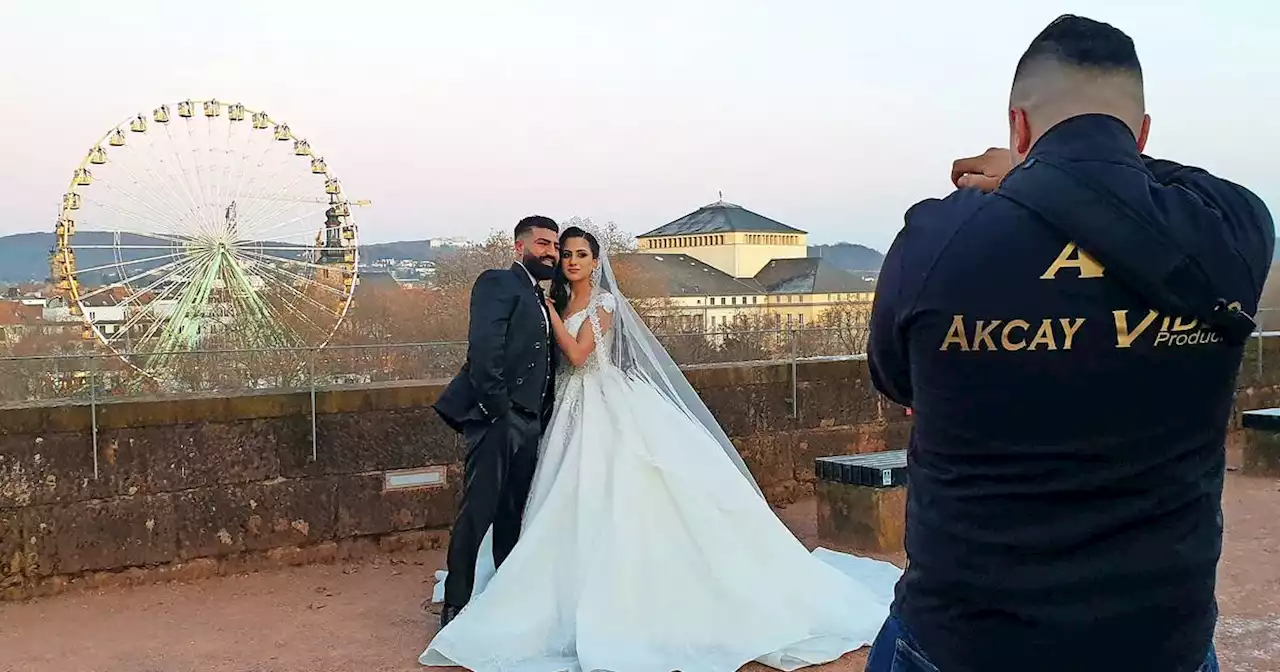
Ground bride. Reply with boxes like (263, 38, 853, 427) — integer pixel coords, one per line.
(420, 226, 900, 672)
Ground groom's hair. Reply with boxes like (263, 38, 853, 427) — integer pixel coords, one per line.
(514, 215, 559, 241)
(1010, 15, 1145, 127)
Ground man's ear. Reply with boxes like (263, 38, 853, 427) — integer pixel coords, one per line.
(1135, 114, 1151, 153)
(1009, 107, 1033, 157)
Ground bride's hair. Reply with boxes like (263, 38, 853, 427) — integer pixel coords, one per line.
(550, 226, 600, 314)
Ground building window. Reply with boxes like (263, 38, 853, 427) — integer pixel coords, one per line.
(752, 296, 758, 304)
(798, 314, 805, 327)
(732, 297, 737, 305)
(720, 297, 727, 305)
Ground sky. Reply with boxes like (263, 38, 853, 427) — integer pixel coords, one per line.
(1, 0, 1275, 251)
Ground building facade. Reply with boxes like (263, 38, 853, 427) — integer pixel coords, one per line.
(624, 200, 876, 332)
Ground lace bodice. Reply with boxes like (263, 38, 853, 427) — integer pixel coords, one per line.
(560, 290, 617, 374)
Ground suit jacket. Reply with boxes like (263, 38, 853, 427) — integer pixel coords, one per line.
(434, 263, 556, 432)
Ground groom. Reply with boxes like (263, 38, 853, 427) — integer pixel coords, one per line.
(432, 215, 560, 627)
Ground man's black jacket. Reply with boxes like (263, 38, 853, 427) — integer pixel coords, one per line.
(435, 264, 555, 431)
(869, 114, 1273, 672)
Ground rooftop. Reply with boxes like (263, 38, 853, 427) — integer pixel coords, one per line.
(752, 258, 878, 294)
(638, 201, 807, 238)
(0, 301, 42, 326)
(614, 253, 763, 296)
(616, 253, 878, 297)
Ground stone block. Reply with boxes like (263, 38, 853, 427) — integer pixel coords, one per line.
(1242, 409, 1280, 477)
(0, 432, 96, 508)
(282, 408, 461, 478)
(172, 479, 338, 559)
(0, 508, 35, 589)
(795, 360, 880, 429)
(378, 529, 448, 553)
(732, 434, 794, 492)
(699, 382, 795, 438)
(816, 480, 906, 555)
(336, 536, 379, 560)
(0, 418, 283, 508)
(23, 494, 177, 575)
(104, 419, 282, 493)
(789, 427, 878, 485)
(335, 472, 459, 538)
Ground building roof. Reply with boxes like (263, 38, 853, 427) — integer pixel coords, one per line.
(752, 258, 878, 294)
(357, 271, 402, 290)
(612, 253, 762, 297)
(638, 201, 807, 238)
(0, 301, 42, 326)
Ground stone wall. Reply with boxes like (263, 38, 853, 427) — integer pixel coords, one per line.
(4, 339, 1280, 600)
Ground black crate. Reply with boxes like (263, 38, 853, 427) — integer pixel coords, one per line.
(815, 450, 908, 488)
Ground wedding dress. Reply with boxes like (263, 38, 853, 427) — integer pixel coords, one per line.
(420, 250, 900, 672)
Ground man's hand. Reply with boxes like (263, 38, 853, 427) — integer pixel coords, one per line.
(951, 147, 1014, 193)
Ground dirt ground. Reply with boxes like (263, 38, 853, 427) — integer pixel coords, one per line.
(1, 473, 1277, 672)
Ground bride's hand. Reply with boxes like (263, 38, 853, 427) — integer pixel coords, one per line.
(544, 296, 561, 322)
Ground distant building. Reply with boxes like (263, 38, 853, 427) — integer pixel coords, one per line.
(353, 271, 403, 297)
(0, 301, 42, 344)
(626, 200, 876, 330)
(427, 236, 470, 249)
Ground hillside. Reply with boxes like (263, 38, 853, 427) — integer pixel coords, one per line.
(359, 240, 453, 263)
(0, 232, 361, 285)
(0, 232, 200, 285)
(0, 232, 883, 284)
(808, 242, 884, 272)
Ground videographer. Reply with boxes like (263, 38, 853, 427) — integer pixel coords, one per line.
(865, 15, 1273, 672)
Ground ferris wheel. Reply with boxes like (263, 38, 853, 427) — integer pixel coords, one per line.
(50, 99, 363, 377)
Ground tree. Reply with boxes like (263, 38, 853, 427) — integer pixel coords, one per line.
(559, 216, 637, 254)
(816, 300, 872, 356)
(432, 230, 515, 292)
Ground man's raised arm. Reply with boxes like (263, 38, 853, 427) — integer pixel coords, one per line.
(1142, 155, 1275, 292)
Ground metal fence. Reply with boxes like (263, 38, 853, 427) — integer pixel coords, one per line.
(0, 327, 872, 408)
(3, 324, 1279, 482)
(2, 322, 1279, 409)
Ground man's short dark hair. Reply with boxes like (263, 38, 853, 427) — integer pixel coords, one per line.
(1015, 14, 1142, 82)
(514, 215, 558, 240)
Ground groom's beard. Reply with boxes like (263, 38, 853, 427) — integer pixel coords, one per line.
(523, 252, 557, 281)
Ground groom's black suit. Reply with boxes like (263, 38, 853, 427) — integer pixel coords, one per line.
(434, 263, 556, 608)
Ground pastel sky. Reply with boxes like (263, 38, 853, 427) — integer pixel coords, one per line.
(1, 0, 1275, 251)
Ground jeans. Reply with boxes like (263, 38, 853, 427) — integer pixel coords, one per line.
(863, 616, 1220, 672)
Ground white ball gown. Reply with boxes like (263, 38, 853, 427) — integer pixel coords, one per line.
(420, 290, 900, 672)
